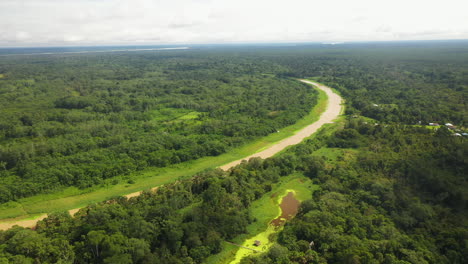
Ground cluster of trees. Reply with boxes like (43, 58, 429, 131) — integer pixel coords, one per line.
(243, 120, 467, 263)
(237, 42, 468, 263)
(0, 53, 317, 202)
(1, 118, 465, 263)
(0, 147, 321, 263)
(0, 42, 467, 263)
(258, 42, 468, 125)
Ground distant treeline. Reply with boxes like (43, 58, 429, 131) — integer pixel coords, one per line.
(263, 43, 467, 125)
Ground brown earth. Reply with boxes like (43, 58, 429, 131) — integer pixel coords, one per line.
(0, 214, 48, 230)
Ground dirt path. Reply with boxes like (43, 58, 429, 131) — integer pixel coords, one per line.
(0, 80, 342, 230)
(124, 186, 159, 199)
(0, 214, 48, 230)
(219, 80, 342, 170)
(0, 187, 160, 230)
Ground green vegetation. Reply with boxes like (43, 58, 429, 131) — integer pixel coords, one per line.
(243, 119, 467, 263)
(0, 42, 467, 263)
(0, 149, 326, 263)
(0, 53, 319, 207)
(229, 226, 276, 264)
(0, 85, 326, 220)
(206, 174, 318, 264)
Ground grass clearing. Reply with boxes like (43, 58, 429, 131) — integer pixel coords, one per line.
(205, 174, 318, 264)
(177, 111, 200, 120)
(148, 109, 201, 125)
(0, 202, 27, 219)
(227, 226, 277, 264)
(413, 125, 442, 130)
(150, 108, 197, 122)
(0, 81, 328, 221)
(312, 147, 355, 161)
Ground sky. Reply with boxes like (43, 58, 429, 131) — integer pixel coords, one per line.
(0, 0, 467, 47)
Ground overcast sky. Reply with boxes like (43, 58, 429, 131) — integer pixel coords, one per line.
(0, 0, 467, 47)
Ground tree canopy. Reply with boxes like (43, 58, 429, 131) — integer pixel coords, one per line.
(0, 42, 467, 263)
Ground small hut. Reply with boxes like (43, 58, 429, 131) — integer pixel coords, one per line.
(445, 123, 456, 129)
(254, 240, 261, 247)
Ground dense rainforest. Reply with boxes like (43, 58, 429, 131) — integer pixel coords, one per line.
(0, 53, 316, 202)
(0, 41, 467, 263)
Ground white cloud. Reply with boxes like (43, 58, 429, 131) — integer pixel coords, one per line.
(15, 31, 32, 41)
(0, 0, 467, 46)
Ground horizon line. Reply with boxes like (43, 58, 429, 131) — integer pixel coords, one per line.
(1, 38, 468, 49)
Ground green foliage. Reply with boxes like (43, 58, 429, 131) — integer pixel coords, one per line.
(1, 42, 467, 263)
(0, 53, 317, 202)
(246, 120, 467, 264)
(0, 149, 304, 263)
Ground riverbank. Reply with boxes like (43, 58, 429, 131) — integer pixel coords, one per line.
(0, 79, 342, 230)
(220, 80, 343, 170)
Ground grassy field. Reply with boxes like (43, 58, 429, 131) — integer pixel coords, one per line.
(205, 173, 318, 264)
(150, 108, 201, 122)
(0, 81, 329, 221)
(313, 147, 358, 162)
